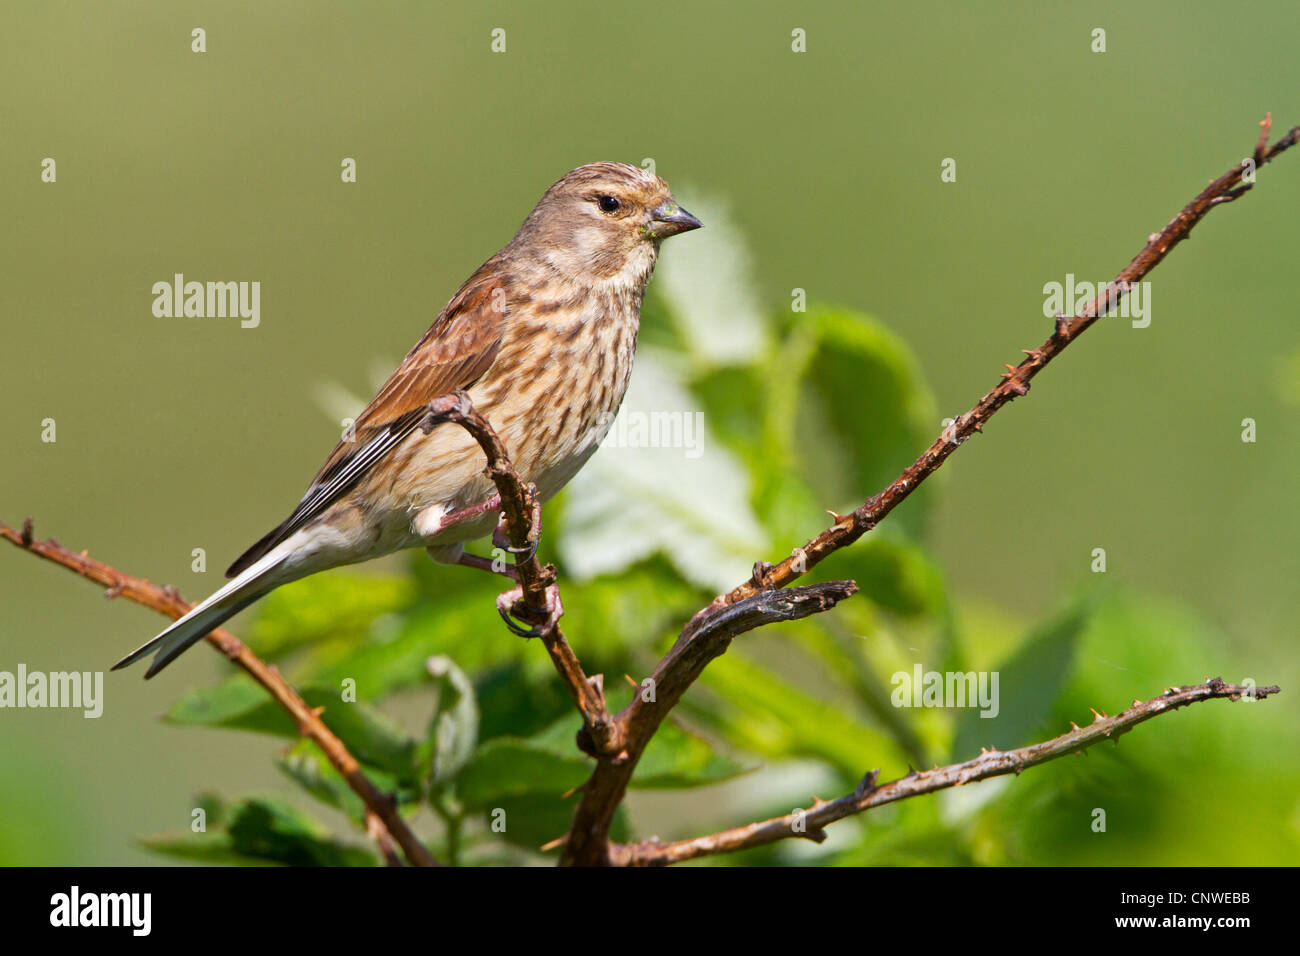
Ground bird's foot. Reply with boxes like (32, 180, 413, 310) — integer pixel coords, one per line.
(496, 582, 563, 638)
(491, 497, 541, 562)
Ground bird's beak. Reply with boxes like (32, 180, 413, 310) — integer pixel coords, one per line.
(646, 201, 703, 240)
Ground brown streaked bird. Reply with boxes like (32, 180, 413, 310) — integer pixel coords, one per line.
(113, 162, 701, 678)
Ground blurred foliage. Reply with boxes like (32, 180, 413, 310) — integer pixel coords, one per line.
(136, 208, 1300, 867)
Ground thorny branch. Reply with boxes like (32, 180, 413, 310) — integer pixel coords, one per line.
(612, 679, 1280, 865)
(557, 116, 1298, 865)
(687, 115, 1300, 633)
(421, 391, 619, 755)
(557, 582, 860, 864)
(0, 518, 439, 868)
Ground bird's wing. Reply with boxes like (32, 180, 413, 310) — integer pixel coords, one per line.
(225, 265, 508, 578)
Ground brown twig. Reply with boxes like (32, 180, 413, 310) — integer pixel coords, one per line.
(422, 392, 620, 755)
(684, 115, 1300, 636)
(365, 810, 404, 867)
(559, 581, 859, 865)
(559, 116, 1299, 865)
(0, 518, 439, 868)
(613, 678, 1280, 865)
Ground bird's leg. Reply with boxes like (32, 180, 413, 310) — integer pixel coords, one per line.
(496, 581, 563, 639)
(449, 548, 519, 582)
(428, 487, 551, 634)
(423, 495, 519, 580)
(437, 494, 502, 532)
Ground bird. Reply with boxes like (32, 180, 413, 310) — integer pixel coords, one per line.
(113, 162, 701, 678)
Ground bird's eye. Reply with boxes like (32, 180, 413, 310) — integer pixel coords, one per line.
(596, 195, 621, 214)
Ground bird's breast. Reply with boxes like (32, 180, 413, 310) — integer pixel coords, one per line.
(478, 285, 642, 495)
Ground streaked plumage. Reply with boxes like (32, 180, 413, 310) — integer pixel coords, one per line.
(114, 162, 701, 677)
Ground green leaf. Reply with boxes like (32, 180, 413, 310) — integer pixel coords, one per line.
(979, 590, 1300, 866)
(785, 307, 938, 538)
(815, 531, 948, 618)
(689, 650, 909, 782)
(165, 675, 270, 728)
(248, 571, 415, 657)
(788, 616, 933, 767)
(166, 680, 419, 783)
(274, 741, 369, 824)
(459, 712, 749, 823)
(751, 470, 827, 555)
(300, 589, 551, 701)
(138, 834, 278, 866)
(1057, 589, 1243, 764)
(633, 720, 752, 789)
(477, 793, 631, 854)
(420, 655, 479, 788)
(473, 661, 575, 743)
(456, 727, 590, 809)
(142, 798, 377, 867)
(653, 194, 769, 366)
(951, 593, 1099, 759)
(557, 350, 769, 592)
(459, 716, 633, 851)
(687, 364, 766, 468)
(556, 558, 702, 661)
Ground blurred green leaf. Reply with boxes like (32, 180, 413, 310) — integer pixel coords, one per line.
(786, 307, 937, 538)
(138, 835, 276, 866)
(968, 589, 1300, 865)
(634, 720, 752, 789)
(816, 532, 947, 618)
(420, 655, 479, 788)
(457, 714, 632, 852)
(227, 799, 377, 867)
(558, 350, 769, 592)
(473, 661, 575, 742)
(687, 364, 766, 467)
(456, 736, 590, 809)
(248, 572, 415, 658)
(274, 741, 369, 824)
(654, 195, 769, 367)
(789, 617, 931, 767)
(166, 680, 418, 783)
(142, 798, 377, 867)
(477, 792, 631, 853)
(689, 650, 909, 782)
(297, 589, 537, 699)
(193, 791, 226, 829)
(952, 592, 1099, 759)
(751, 470, 827, 553)
(557, 558, 701, 661)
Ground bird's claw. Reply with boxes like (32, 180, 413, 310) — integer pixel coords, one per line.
(507, 539, 538, 560)
(491, 511, 540, 562)
(495, 583, 563, 638)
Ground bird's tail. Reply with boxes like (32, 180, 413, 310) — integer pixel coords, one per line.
(111, 550, 286, 678)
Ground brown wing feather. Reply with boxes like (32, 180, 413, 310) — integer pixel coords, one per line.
(225, 265, 508, 578)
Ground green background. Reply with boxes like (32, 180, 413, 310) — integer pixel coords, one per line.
(1, 1, 1297, 865)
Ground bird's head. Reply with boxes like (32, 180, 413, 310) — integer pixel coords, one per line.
(511, 162, 702, 288)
